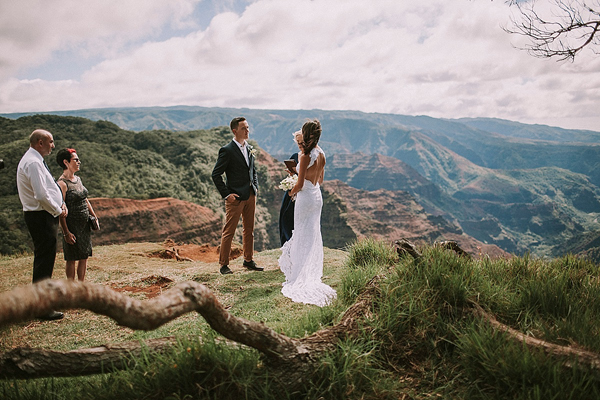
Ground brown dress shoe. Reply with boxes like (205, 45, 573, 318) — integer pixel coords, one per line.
(220, 265, 233, 275)
(243, 260, 264, 271)
(38, 311, 64, 321)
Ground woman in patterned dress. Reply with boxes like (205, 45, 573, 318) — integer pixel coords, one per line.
(56, 148, 98, 281)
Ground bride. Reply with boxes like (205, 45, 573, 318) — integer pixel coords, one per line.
(278, 119, 337, 307)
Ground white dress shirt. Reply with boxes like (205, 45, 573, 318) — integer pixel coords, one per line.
(16, 147, 63, 217)
(233, 138, 250, 166)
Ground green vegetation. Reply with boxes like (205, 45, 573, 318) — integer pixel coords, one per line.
(0, 115, 235, 204)
(2, 239, 600, 399)
(0, 115, 283, 255)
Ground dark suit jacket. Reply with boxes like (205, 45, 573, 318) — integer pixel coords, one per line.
(212, 140, 258, 201)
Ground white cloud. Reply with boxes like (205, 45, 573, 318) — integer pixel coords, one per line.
(0, 0, 599, 131)
(0, 0, 200, 78)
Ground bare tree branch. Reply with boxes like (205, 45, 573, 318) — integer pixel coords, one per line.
(2, 262, 600, 385)
(472, 301, 600, 369)
(505, 0, 600, 61)
(0, 280, 301, 361)
(0, 337, 179, 379)
(0, 278, 378, 381)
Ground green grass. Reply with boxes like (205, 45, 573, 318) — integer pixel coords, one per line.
(3, 239, 600, 399)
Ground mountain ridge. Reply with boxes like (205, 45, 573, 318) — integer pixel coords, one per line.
(1, 107, 598, 258)
(0, 114, 504, 259)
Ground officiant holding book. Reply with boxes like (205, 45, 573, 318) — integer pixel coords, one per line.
(211, 117, 261, 275)
(279, 130, 303, 246)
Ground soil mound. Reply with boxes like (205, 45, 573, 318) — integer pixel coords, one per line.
(111, 275, 174, 299)
(147, 239, 243, 263)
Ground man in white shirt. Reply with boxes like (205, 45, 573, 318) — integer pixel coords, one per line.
(17, 129, 68, 321)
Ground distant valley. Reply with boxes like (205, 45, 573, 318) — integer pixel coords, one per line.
(1, 106, 599, 260)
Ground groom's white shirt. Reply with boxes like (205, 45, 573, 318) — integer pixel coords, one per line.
(233, 138, 249, 166)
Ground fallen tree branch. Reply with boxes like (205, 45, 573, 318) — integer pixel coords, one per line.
(3, 256, 599, 384)
(394, 238, 422, 259)
(395, 238, 600, 370)
(434, 240, 471, 259)
(0, 337, 179, 379)
(0, 279, 304, 379)
(395, 238, 472, 259)
(0, 277, 380, 382)
(304, 275, 380, 346)
(471, 302, 600, 369)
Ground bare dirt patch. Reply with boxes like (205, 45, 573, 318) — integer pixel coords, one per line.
(147, 239, 243, 263)
(110, 275, 174, 299)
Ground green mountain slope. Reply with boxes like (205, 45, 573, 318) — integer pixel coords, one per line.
(0, 115, 283, 255)
(326, 151, 600, 256)
(1, 114, 491, 258)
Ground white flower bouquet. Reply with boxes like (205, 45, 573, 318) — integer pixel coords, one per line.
(278, 175, 298, 191)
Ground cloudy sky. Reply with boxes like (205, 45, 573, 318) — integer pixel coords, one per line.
(1, 0, 599, 131)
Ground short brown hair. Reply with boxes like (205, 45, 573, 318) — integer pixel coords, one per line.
(230, 117, 246, 132)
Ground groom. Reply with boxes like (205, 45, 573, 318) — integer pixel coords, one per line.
(212, 117, 262, 275)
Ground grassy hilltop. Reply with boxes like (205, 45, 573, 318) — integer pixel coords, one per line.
(1, 239, 600, 399)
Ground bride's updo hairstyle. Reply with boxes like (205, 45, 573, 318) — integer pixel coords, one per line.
(301, 119, 321, 155)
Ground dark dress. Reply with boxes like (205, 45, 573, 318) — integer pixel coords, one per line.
(60, 176, 92, 261)
(279, 152, 299, 246)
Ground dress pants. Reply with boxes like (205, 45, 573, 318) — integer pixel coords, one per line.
(24, 211, 59, 283)
(219, 193, 256, 266)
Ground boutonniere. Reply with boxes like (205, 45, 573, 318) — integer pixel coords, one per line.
(248, 145, 258, 157)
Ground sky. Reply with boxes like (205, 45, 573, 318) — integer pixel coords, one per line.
(1, 0, 599, 132)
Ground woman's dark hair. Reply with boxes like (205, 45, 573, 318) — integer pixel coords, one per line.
(301, 119, 321, 155)
(56, 148, 76, 170)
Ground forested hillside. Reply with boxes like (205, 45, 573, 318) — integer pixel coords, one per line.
(0, 115, 282, 254)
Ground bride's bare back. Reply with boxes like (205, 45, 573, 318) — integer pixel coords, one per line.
(304, 148, 325, 186)
(290, 147, 325, 197)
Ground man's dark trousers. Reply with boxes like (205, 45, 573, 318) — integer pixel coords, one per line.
(24, 210, 58, 283)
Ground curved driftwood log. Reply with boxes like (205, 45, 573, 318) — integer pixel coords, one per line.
(395, 238, 471, 259)
(1, 337, 179, 379)
(471, 302, 600, 370)
(0, 277, 379, 382)
(2, 263, 599, 383)
(434, 240, 471, 259)
(0, 279, 304, 379)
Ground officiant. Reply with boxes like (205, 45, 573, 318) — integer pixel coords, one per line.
(279, 131, 303, 246)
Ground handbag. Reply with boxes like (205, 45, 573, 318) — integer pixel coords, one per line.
(89, 215, 100, 231)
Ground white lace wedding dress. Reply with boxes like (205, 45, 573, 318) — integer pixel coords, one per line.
(278, 147, 337, 307)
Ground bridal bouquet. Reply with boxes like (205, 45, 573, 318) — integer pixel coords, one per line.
(279, 175, 298, 191)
